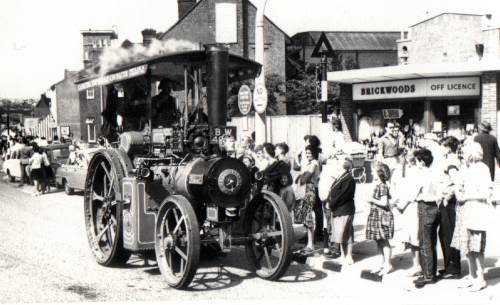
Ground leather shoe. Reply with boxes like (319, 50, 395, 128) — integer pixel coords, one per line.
(414, 276, 436, 288)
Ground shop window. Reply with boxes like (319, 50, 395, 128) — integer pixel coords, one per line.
(86, 88, 95, 99)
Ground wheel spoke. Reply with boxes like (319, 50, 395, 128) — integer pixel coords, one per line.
(107, 219, 116, 247)
(97, 223, 111, 241)
(173, 208, 180, 223)
(103, 174, 108, 198)
(92, 191, 104, 202)
(263, 247, 272, 270)
(173, 216, 185, 234)
(163, 213, 171, 235)
(266, 231, 283, 237)
(107, 175, 115, 197)
(175, 246, 188, 262)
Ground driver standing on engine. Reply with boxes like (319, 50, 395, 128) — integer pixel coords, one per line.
(152, 79, 179, 128)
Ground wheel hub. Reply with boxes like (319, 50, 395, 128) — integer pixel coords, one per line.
(164, 234, 176, 250)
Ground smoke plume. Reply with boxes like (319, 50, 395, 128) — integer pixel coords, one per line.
(98, 38, 199, 76)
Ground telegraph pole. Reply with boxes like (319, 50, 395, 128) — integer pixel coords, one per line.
(253, 0, 268, 145)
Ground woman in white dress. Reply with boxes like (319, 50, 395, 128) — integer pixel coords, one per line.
(451, 142, 493, 292)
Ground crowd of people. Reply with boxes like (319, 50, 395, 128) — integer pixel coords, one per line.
(231, 117, 499, 292)
(2, 116, 499, 290)
(0, 132, 83, 196)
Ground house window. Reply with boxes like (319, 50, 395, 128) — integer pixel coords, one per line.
(84, 51, 89, 60)
(86, 88, 95, 99)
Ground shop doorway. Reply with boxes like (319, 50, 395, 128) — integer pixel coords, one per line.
(356, 100, 425, 140)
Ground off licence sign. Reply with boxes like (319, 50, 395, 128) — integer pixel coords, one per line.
(238, 85, 252, 115)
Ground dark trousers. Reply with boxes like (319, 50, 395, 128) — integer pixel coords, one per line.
(438, 198, 461, 275)
(418, 201, 439, 279)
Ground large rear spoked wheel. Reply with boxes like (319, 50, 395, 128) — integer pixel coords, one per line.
(84, 154, 130, 266)
(155, 195, 200, 289)
(244, 191, 293, 280)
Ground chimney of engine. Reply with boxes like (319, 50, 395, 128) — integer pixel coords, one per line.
(141, 28, 157, 47)
(206, 45, 229, 127)
(178, 0, 197, 19)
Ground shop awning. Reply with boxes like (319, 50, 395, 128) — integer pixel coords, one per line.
(327, 59, 500, 84)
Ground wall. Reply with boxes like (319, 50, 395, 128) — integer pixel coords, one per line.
(78, 87, 103, 142)
(397, 14, 484, 64)
(482, 72, 499, 137)
(55, 75, 81, 140)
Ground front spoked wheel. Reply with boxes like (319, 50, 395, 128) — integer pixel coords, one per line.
(84, 154, 130, 266)
(155, 195, 200, 289)
(244, 191, 293, 280)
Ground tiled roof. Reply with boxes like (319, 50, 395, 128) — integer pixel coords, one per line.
(308, 32, 400, 51)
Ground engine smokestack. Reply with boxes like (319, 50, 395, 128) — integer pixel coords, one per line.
(206, 45, 228, 127)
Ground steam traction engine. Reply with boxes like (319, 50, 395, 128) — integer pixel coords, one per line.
(76, 46, 293, 289)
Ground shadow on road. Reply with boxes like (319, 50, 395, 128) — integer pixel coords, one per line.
(278, 264, 328, 283)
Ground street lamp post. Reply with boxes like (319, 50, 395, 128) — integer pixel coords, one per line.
(320, 52, 328, 123)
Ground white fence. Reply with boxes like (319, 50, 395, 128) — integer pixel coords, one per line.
(228, 114, 332, 155)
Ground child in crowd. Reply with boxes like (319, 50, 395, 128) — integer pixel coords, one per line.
(366, 162, 394, 275)
(275, 142, 295, 214)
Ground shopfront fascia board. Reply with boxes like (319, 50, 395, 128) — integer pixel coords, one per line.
(352, 77, 480, 101)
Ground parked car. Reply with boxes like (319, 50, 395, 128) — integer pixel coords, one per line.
(38, 143, 71, 188)
(2, 146, 33, 183)
(55, 147, 99, 195)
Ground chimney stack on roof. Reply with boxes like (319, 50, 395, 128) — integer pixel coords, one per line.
(141, 29, 157, 47)
(178, 0, 197, 20)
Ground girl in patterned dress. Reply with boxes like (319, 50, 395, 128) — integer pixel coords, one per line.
(366, 162, 394, 274)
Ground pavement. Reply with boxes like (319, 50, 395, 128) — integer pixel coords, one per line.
(2, 171, 500, 304)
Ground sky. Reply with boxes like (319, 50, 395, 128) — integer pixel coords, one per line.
(1, 0, 499, 99)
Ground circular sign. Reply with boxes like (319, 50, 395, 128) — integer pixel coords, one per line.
(253, 84, 268, 114)
(238, 85, 252, 115)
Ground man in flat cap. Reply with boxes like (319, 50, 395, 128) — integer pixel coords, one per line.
(474, 121, 500, 181)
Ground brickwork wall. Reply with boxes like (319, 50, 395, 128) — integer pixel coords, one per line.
(55, 76, 82, 140)
(397, 14, 484, 64)
(160, 0, 287, 114)
(481, 72, 499, 137)
(339, 84, 355, 141)
(78, 87, 103, 142)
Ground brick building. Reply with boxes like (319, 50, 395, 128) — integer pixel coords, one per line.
(290, 31, 400, 70)
(327, 13, 500, 141)
(160, 0, 289, 113)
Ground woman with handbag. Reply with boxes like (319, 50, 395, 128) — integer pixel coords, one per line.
(452, 142, 493, 292)
(293, 145, 321, 254)
(327, 157, 356, 265)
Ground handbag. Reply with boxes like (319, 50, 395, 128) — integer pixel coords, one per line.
(381, 209, 393, 227)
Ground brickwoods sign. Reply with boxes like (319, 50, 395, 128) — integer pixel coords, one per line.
(352, 77, 480, 101)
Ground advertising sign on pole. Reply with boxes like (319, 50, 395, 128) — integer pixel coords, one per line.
(253, 84, 268, 114)
(238, 85, 252, 115)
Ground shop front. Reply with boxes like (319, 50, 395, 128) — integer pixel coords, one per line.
(328, 61, 500, 143)
(352, 76, 480, 142)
